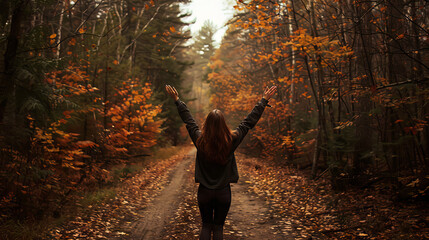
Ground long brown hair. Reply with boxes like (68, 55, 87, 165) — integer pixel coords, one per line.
(196, 109, 235, 165)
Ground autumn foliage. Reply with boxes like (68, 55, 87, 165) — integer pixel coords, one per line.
(208, 0, 429, 193)
(0, 0, 189, 229)
(1, 65, 163, 221)
(105, 80, 162, 157)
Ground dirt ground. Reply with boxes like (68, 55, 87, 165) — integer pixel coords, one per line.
(125, 150, 193, 239)
(227, 180, 293, 239)
(125, 148, 291, 240)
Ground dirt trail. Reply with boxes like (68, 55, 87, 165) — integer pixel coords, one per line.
(126, 148, 292, 239)
(127, 149, 195, 240)
(226, 179, 292, 239)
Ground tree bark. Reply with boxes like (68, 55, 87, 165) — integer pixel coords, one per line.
(0, 0, 29, 124)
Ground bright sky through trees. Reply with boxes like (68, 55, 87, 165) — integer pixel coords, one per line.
(181, 0, 234, 45)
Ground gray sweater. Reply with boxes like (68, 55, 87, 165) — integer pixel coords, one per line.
(175, 97, 269, 189)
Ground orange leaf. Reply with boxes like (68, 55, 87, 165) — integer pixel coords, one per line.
(79, 28, 85, 34)
(170, 26, 176, 33)
(76, 140, 98, 148)
(113, 60, 119, 65)
(49, 33, 57, 39)
(69, 38, 76, 46)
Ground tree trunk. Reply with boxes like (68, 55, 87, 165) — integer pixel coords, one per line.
(0, 0, 28, 124)
(56, 0, 67, 60)
(352, 0, 374, 176)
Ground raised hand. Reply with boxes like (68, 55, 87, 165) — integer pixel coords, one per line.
(165, 85, 179, 101)
(263, 86, 277, 100)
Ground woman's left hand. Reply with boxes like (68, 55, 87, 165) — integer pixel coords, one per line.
(165, 85, 179, 101)
(263, 86, 277, 100)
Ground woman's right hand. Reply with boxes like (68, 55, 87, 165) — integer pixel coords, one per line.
(165, 85, 179, 101)
(263, 86, 277, 100)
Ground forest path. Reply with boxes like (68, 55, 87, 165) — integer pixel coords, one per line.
(126, 149, 195, 239)
(158, 150, 293, 239)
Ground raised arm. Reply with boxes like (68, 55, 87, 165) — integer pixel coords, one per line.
(234, 86, 277, 147)
(165, 85, 201, 144)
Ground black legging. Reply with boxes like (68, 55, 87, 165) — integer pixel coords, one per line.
(197, 183, 231, 240)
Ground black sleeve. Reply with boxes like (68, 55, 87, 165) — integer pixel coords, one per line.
(233, 97, 270, 147)
(175, 99, 201, 145)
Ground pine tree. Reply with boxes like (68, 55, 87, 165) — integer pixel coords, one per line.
(185, 21, 217, 122)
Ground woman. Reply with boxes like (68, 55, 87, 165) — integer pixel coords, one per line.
(165, 85, 277, 240)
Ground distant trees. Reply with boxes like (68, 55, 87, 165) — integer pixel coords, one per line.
(184, 20, 217, 122)
(209, 0, 429, 190)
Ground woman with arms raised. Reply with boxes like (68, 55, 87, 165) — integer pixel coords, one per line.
(165, 85, 277, 240)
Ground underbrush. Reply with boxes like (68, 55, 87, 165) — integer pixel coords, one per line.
(111, 145, 182, 181)
(0, 218, 63, 240)
(80, 188, 117, 208)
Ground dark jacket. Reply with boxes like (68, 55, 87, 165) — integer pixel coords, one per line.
(175, 97, 270, 189)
